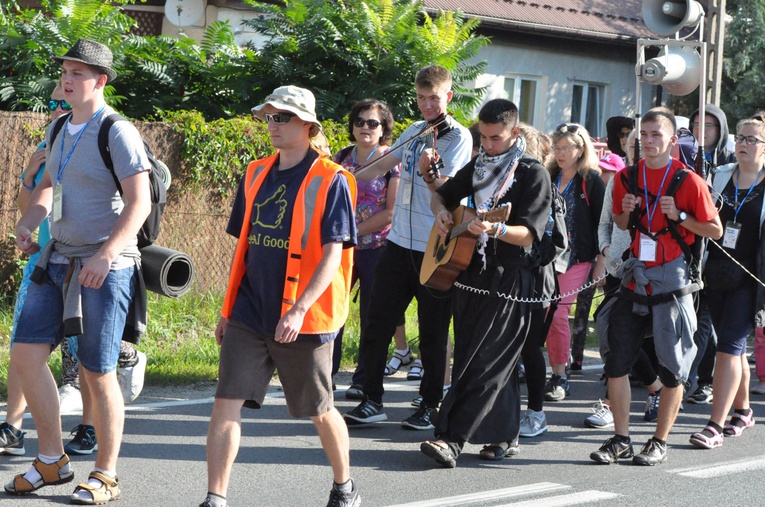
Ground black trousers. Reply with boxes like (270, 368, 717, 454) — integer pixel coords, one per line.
(359, 242, 452, 407)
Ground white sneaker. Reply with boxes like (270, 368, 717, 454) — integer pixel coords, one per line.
(519, 409, 547, 437)
(117, 351, 147, 403)
(58, 384, 83, 415)
(584, 400, 614, 428)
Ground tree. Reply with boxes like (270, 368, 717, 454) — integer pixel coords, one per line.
(0, 0, 135, 112)
(720, 0, 765, 124)
(242, 0, 489, 123)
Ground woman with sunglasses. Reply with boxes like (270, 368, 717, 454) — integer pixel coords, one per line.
(689, 114, 765, 449)
(520, 123, 605, 435)
(1, 85, 72, 455)
(329, 99, 403, 395)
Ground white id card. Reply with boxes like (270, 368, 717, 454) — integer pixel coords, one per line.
(52, 184, 63, 222)
(723, 221, 742, 249)
(402, 179, 412, 206)
(639, 233, 657, 262)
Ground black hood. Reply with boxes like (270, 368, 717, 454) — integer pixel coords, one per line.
(606, 116, 634, 157)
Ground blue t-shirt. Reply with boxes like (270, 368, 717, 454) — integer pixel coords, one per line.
(226, 149, 357, 342)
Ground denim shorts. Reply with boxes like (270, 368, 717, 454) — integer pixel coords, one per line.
(14, 263, 135, 373)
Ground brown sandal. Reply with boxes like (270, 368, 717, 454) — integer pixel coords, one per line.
(4, 455, 75, 495)
(70, 471, 121, 505)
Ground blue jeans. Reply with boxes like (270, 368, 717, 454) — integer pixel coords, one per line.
(15, 263, 135, 373)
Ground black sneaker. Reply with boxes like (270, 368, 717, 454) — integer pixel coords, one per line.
(401, 406, 435, 430)
(633, 438, 667, 466)
(687, 384, 713, 404)
(64, 424, 98, 455)
(590, 436, 634, 464)
(344, 400, 387, 425)
(0, 422, 25, 456)
(345, 384, 365, 401)
(544, 374, 570, 402)
(326, 480, 361, 507)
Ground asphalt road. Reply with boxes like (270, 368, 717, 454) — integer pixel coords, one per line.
(2, 362, 765, 507)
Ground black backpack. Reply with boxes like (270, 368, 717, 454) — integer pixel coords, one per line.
(621, 164, 705, 288)
(536, 184, 570, 273)
(51, 113, 168, 248)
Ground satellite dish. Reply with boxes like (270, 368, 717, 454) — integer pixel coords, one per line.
(165, 0, 205, 27)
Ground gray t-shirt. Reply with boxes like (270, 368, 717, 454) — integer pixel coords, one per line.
(387, 116, 472, 252)
(46, 106, 149, 248)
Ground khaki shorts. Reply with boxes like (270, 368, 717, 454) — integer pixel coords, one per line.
(216, 319, 334, 418)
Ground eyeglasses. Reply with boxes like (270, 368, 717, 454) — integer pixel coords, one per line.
(263, 112, 297, 124)
(694, 122, 718, 130)
(353, 118, 381, 129)
(734, 134, 765, 146)
(552, 145, 578, 154)
(48, 99, 72, 111)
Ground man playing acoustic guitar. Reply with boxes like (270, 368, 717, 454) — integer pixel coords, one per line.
(420, 98, 552, 467)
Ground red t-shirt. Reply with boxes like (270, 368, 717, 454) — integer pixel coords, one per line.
(613, 158, 718, 268)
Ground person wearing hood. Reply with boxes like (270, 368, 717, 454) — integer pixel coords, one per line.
(690, 104, 737, 169)
(606, 116, 635, 161)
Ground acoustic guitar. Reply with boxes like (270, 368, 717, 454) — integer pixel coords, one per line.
(420, 205, 511, 291)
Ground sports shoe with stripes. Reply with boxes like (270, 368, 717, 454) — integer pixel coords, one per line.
(344, 400, 387, 425)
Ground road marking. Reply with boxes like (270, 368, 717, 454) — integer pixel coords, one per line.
(670, 457, 765, 478)
(385, 482, 569, 507)
(497, 490, 619, 506)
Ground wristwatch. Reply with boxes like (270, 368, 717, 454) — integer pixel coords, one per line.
(677, 211, 688, 223)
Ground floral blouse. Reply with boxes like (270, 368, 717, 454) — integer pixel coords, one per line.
(335, 146, 400, 250)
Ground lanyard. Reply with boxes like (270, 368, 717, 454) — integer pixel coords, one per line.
(643, 160, 672, 232)
(732, 166, 764, 222)
(56, 105, 105, 184)
(352, 144, 379, 166)
(556, 172, 574, 195)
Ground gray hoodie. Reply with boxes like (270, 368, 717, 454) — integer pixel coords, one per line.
(689, 104, 737, 167)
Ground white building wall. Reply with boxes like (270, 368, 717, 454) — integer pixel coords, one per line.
(473, 40, 656, 138)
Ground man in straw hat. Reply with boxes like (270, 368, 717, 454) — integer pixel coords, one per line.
(202, 85, 360, 507)
(10, 38, 151, 503)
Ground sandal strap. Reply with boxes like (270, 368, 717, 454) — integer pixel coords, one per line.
(34, 455, 70, 484)
(12, 474, 34, 493)
(73, 472, 120, 502)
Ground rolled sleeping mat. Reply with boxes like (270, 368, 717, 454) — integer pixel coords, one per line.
(140, 244, 195, 298)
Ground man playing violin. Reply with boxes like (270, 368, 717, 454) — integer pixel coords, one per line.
(344, 65, 472, 430)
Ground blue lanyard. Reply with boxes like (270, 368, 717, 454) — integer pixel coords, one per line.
(352, 144, 379, 166)
(733, 166, 764, 222)
(642, 160, 673, 232)
(556, 172, 574, 195)
(57, 105, 105, 184)
(406, 139, 422, 174)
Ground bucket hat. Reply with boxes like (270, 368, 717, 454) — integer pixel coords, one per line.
(55, 39, 117, 83)
(251, 86, 322, 130)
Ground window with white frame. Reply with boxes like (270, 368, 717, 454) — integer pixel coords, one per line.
(571, 82, 605, 137)
(503, 75, 542, 128)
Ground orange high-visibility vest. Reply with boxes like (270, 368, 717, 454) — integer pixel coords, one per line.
(221, 153, 356, 334)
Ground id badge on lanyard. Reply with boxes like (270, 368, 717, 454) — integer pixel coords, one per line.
(52, 184, 63, 222)
(639, 233, 657, 262)
(723, 221, 742, 249)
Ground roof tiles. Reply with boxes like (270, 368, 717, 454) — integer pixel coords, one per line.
(424, 0, 652, 41)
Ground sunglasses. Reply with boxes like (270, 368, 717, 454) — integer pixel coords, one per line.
(48, 99, 72, 111)
(556, 123, 585, 137)
(353, 118, 381, 129)
(263, 112, 297, 124)
(617, 130, 633, 139)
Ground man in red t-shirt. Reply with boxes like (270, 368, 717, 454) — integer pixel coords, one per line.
(590, 108, 722, 467)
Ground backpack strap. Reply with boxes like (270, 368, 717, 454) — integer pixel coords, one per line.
(49, 113, 72, 147)
(97, 113, 127, 194)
